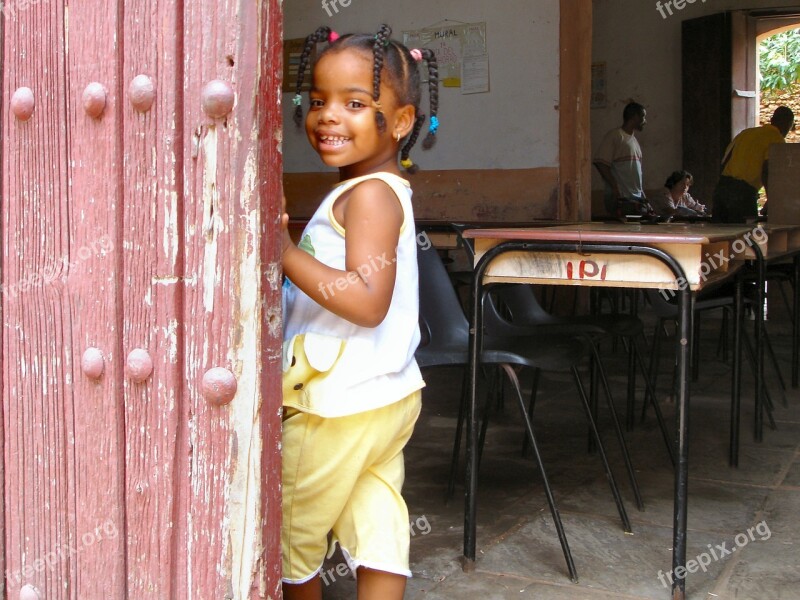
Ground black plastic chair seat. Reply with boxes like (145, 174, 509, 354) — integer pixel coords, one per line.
(645, 285, 748, 318)
(483, 334, 589, 372)
(415, 334, 588, 373)
(415, 345, 468, 369)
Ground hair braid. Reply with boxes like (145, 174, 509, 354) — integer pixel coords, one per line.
(371, 24, 392, 133)
(400, 114, 426, 174)
(420, 48, 439, 149)
(293, 26, 332, 127)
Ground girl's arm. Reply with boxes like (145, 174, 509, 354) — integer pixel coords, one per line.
(682, 192, 706, 213)
(281, 179, 404, 328)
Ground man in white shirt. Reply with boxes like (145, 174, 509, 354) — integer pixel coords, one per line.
(594, 102, 650, 217)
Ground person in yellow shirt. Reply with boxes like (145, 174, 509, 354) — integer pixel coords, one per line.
(711, 106, 794, 223)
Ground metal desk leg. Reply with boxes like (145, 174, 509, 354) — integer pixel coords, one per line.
(793, 255, 800, 388)
(671, 286, 692, 600)
(464, 257, 484, 566)
(730, 275, 743, 467)
(753, 245, 765, 442)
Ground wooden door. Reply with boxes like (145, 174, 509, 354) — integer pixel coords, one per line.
(682, 12, 734, 207)
(1, 0, 283, 598)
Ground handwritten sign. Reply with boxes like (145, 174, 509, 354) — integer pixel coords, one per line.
(566, 260, 608, 281)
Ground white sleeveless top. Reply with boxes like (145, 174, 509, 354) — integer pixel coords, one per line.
(282, 172, 425, 417)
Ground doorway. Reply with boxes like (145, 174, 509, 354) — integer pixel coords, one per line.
(757, 23, 800, 142)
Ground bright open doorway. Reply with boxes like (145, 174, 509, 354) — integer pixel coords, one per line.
(758, 25, 800, 143)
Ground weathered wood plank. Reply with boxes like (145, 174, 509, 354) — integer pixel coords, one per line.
(64, 1, 127, 597)
(121, 0, 184, 597)
(2, 2, 72, 599)
(181, 0, 238, 596)
(256, 0, 285, 596)
(181, 0, 283, 596)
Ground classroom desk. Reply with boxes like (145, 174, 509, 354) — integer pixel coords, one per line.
(461, 222, 754, 600)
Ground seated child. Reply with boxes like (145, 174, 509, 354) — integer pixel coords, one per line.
(651, 170, 707, 218)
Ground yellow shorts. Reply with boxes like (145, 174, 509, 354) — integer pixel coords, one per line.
(281, 390, 422, 584)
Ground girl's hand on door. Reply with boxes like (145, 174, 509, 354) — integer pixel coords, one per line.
(281, 195, 294, 255)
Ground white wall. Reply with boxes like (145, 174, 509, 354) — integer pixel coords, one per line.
(283, 0, 560, 173)
(592, 0, 799, 196)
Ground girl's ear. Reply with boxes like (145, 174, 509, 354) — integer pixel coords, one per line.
(392, 104, 416, 140)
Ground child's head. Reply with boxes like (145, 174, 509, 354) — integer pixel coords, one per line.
(293, 24, 439, 174)
(664, 170, 692, 193)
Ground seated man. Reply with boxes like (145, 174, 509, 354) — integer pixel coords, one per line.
(711, 106, 794, 223)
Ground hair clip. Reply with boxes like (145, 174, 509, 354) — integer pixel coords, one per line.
(292, 94, 302, 107)
(328, 31, 340, 43)
(428, 115, 439, 135)
(401, 158, 414, 169)
(410, 49, 423, 62)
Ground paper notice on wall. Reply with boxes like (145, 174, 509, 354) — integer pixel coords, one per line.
(591, 62, 607, 108)
(462, 55, 489, 94)
(461, 23, 489, 94)
(403, 22, 489, 93)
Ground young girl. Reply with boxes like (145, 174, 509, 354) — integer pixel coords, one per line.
(279, 24, 439, 600)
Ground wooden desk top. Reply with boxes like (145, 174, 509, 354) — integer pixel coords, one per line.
(463, 222, 754, 245)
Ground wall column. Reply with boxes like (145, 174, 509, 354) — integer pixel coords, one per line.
(559, 0, 593, 221)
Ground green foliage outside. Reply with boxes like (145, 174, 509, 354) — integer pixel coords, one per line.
(760, 29, 800, 93)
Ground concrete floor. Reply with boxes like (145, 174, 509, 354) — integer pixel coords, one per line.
(321, 297, 800, 599)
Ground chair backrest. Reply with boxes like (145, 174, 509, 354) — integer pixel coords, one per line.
(643, 288, 680, 318)
(449, 224, 556, 327)
(416, 240, 470, 365)
(450, 223, 476, 261)
(492, 284, 558, 326)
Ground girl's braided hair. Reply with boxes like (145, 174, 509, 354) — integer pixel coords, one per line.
(293, 24, 439, 173)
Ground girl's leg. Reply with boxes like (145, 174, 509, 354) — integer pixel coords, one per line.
(357, 567, 407, 600)
(283, 575, 322, 600)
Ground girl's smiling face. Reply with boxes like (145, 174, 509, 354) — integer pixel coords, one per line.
(306, 48, 414, 179)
